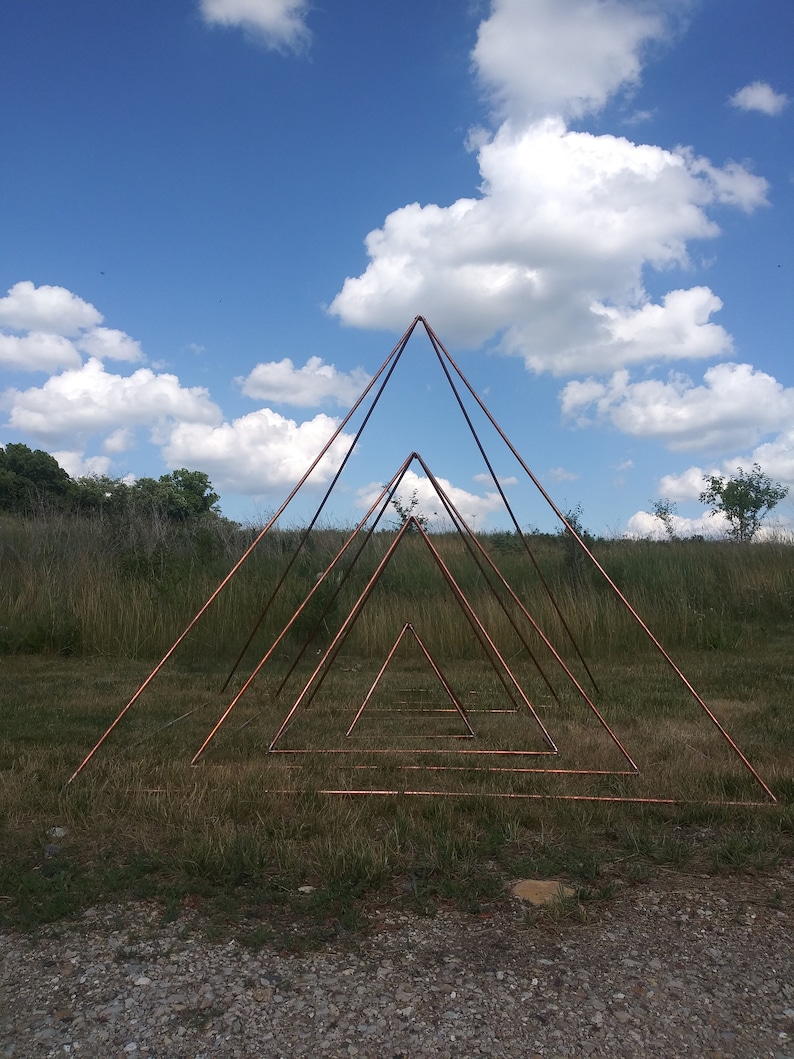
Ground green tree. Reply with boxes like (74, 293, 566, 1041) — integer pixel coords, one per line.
(0, 443, 72, 512)
(390, 488, 429, 532)
(128, 470, 221, 523)
(699, 464, 788, 542)
(559, 503, 594, 581)
(651, 498, 678, 541)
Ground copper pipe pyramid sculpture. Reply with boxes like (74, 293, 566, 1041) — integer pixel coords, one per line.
(69, 317, 776, 804)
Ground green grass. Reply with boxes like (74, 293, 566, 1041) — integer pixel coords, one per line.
(1, 642, 791, 943)
(1, 518, 792, 942)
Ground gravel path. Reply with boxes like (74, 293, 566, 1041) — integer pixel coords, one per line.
(2, 866, 792, 1059)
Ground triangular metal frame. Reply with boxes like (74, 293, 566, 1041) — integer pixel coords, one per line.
(345, 622, 476, 740)
(266, 513, 563, 757)
(67, 317, 777, 804)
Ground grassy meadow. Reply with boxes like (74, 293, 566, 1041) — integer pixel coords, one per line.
(1, 510, 793, 941)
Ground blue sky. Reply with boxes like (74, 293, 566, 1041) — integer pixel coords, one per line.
(1, 0, 792, 536)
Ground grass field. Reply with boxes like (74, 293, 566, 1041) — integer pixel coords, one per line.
(1, 519, 793, 943)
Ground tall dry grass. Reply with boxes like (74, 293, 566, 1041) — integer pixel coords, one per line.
(2, 512, 793, 663)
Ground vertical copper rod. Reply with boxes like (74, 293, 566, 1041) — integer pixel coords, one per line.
(421, 318, 776, 804)
(189, 457, 418, 764)
(268, 520, 420, 751)
(219, 324, 420, 693)
(414, 454, 638, 771)
(67, 320, 422, 784)
(422, 321, 599, 693)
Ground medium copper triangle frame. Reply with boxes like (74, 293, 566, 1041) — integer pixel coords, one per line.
(260, 466, 639, 774)
(66, 317, 777, 804)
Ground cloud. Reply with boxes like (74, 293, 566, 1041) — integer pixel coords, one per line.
(744, 430, 794, 487)
(560, 362, 794, 452)
(546, 467, 580, 482)
(473, 472, 518, 486)
(729, 81, 789, 116)
(657, 441, 794, 505)
(103, 428, 136, 454)
(52, 450, 113, 479)
(4, 358, 221, 446)
(357, 468, 505, 528)
(330, 1, 769, 379)
(473, 0, 670, 123)
(624, 508, 724, 539)
(238, 356, 370, 407)
(0, 332, 82, 372)
(0, 282, 144, 369)
(656, 465, 712, 501)
(162, 409, 353, 494)
(0, 281, 102, 335)
(199, 0, 310, 51)
(77, 327, 144, 363)
(330, 118, 766, 375)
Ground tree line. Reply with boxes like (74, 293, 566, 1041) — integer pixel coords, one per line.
(0, 443, 221, 524)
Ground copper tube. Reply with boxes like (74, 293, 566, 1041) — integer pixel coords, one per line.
(415, 521, 561, 749)
(310, 791, 771, 806)
(412, 454, 639, 770)
(219, 326, 420, 693)
(268, 748, 557, 756)
(422, 321, 599, 693)
(190, 457, 420, 763)
(67, 320, 423, 784)
(268, 518, 425, 751)
(346, 623, 475, 738)
(419, 318, 777, 805)
(292, 510, 556, 747)
(270, 460, 419, 700)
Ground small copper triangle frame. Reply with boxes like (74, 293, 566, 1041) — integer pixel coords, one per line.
(345, 622, 477, 740)
(67, 317, 777, 804)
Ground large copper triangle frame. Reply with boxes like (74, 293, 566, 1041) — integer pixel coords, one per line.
(67, 317, 777, 804)
(258, 460, 640, 776)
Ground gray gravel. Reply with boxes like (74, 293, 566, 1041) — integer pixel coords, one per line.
(2, 866, 792, 1058)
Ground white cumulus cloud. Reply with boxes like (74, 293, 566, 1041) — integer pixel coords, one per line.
(744, 431, 794, 487)
(546, 467, 580, 483)
(0, 281, 102, 336)
(238, 356, 370, 407)
(0, 282, 145, 370)
(656, 465, 714, 501)
(77, 327, 144, 363)
(199, 0, 310, 51)
(5, 358, 221, 446)
(729, 81, 789, 116)
(473, 0, 667, 123)
(0, 332, 82, 372)
(52, 450, 114, 479)
(624, 508, 724, 539)
(330, 0, 770, 378)
(560, 362, 794, 452)
(163, 409, 353, 494)
(357, 468, 505, 528)
(330, 118, 765, 374)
